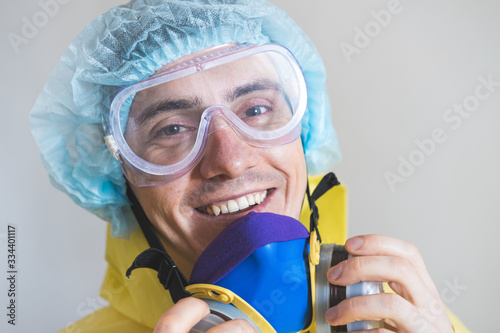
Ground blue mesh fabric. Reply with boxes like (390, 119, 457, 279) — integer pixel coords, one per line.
(30, 0, 341, 238)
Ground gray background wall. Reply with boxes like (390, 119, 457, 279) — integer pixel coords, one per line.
(1, 0, 498, 331)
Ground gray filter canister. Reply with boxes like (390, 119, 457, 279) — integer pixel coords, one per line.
(315, 243, 384, 333)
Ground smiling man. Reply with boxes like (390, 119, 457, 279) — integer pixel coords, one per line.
(122, 45, 308, 279)
(31, 0, 468, 332)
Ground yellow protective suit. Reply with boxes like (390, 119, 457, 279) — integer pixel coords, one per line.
(60, 177, 469, 333)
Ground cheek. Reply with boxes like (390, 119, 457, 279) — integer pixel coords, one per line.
(131, 182, 184, 232)
(276, 140, 307, 178)
(266, 140, 307, 216)
(290, 146, 308, 216)
(266, 138, 304, 162)
(131, 178, 220, 253)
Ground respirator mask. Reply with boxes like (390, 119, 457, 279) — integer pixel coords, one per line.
(186, 216, 383, 333)
(185, 174, 383, 333)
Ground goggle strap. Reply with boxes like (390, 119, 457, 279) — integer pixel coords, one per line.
(104, 135, 119, 160)
(307, 172, 341, 244)
(125, 184, 191, 302)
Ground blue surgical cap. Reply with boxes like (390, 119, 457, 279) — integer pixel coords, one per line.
(30, 0, 341, 238)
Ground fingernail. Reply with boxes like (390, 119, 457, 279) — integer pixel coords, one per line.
(346, 237, 363, 250)
(328, 264, 342, 281)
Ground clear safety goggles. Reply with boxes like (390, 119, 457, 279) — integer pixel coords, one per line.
(105, 43, 307, 187)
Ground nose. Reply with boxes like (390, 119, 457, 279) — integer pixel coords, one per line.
(198, 123, 258, 180)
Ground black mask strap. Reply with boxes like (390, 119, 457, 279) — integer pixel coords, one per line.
(125, 184, 191, 303)
(306, 172, 340, 243)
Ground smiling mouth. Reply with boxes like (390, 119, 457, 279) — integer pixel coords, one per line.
(196, 189, 270, 216)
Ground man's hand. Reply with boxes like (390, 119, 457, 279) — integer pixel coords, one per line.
(326, 235, 454, 333)
(154, 297, 257, 333)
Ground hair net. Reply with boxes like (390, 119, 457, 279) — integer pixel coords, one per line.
(30, 0, 341, 238)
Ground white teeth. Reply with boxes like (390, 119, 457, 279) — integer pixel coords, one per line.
(255, 193, 261, 204)
(237, 196, 249, 210)
(261, 190, 267, 201)
(247, 194, 255, 205)
(227, 200, 239, 213)
(204, 189, 268, 216)
(212, 205, 221, 216)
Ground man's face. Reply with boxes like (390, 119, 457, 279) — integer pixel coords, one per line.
(127, 47, 308, 277)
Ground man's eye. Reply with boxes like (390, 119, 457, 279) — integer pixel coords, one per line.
(245, 105, 270, 117)
(162, 124, 186, 136)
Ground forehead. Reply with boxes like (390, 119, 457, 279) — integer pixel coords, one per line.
(131, 52, 280, 107)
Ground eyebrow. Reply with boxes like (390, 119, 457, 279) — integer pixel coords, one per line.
(134, 97, 202, 127)
(133, 78, 283, 127)
(226, 78, 283, 102)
